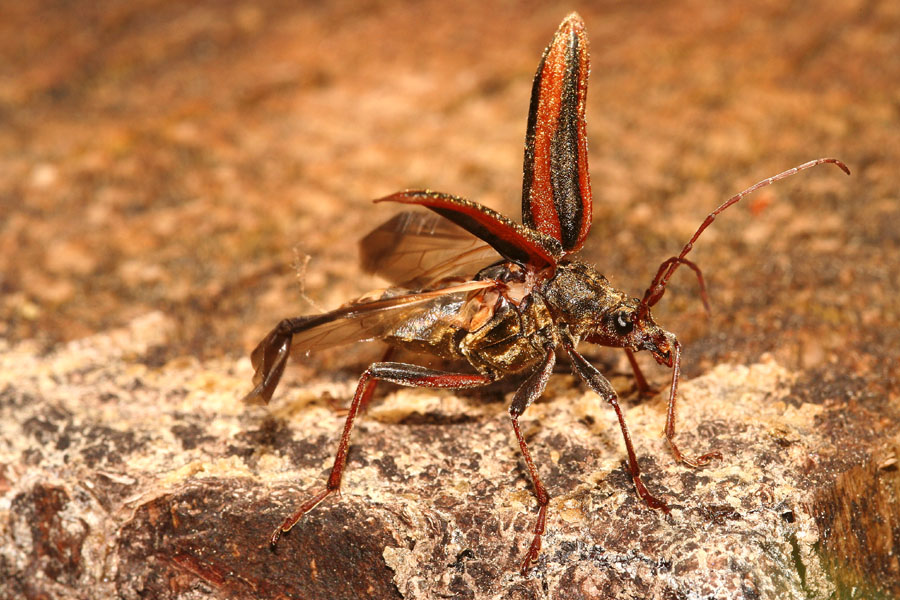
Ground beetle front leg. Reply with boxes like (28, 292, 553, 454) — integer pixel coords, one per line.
(508, 347, 556, 575)
(271, 362, 493, 545)
(664, 340, 721, 468)
(565, 343, 669, 512)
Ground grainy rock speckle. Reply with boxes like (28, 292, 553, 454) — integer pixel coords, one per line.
(2, 1, 898, 599)
(1, 313, 897, 598)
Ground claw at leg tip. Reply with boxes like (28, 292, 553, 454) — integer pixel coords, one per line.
(683, 450, 722, 468)
(648, 495, 671, 514)
(520, 554, 537, 576)
(519, 538, 542, 576)
(270, 527, 285, 547)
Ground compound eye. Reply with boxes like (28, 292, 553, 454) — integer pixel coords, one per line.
(613, 311, 634, 336)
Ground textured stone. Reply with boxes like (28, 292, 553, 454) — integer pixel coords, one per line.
(1, 1, 898, 598)
(1, 314, 897, 598)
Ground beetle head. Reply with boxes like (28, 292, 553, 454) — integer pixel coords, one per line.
(584, 298, 677, 368)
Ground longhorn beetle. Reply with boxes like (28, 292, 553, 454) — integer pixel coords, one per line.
(243, 13, 849, 573)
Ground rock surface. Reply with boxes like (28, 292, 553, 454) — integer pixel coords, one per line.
(1, 1, 899, 599)
(1, 313, 898, 599)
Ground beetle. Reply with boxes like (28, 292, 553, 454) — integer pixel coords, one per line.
(243, 13, 849, 574)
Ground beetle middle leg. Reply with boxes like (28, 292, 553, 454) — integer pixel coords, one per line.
(564, 342, 670, 512)
(508, 347, 556, 574)
(623, 347, 654, 396)
(271, 362, 493, 545)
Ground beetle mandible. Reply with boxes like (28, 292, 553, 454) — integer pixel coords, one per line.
(243, 13, 850, 574)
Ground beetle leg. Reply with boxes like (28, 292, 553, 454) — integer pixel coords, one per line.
(664, 340, 722, 468)
(359, 347, 395, 412)
(564, 343, 670, 513)
(508, 347, 556, 575)
(271, 362, 493, 546)
(623, 347, 655, 397)
(327, 346, 396, 416)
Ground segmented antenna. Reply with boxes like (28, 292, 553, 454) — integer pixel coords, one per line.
(637, 157, 850, 319)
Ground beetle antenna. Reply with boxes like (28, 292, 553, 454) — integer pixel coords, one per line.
(644, 256, 710, 315)
(637, 157, 850, 319)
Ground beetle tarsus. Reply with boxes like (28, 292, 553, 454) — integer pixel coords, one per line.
(519, 526, 544, 576)
(632, 471, 670, 514)
(668, 440, 723, 469)
(270, 487, 336, 547)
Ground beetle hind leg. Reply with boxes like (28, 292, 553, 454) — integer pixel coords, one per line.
(271, 362, 493, 545)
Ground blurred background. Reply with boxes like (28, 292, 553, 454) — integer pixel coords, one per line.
(1, 0, 896, 388)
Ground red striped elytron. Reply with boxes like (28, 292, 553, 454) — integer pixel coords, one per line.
(244, 13, 849, 574)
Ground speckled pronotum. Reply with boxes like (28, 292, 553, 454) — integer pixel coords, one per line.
(243, 13, 849, 574)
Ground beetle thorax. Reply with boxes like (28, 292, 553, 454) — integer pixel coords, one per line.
(541, 261, 677, 365)
(541, 261, 628, 337)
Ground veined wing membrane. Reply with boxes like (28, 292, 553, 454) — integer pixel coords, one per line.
(243, 280, 496, 404)
(293, 280, 494, 350)
(359, 211, 501, 288)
